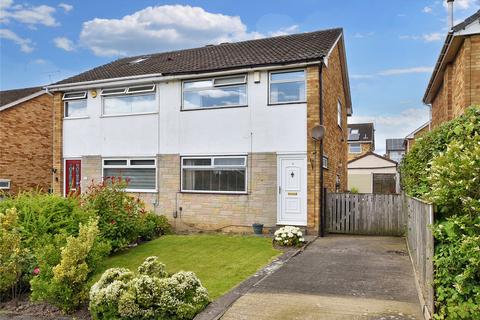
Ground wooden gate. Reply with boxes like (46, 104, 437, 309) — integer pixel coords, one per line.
(326, 193, 406, 236)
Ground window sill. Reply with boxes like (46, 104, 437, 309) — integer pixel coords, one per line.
(100, 111, 158, 118)
(180, 190, 248, 195)
(64, 116, 89, 120)
(180, 105, 248, 112)
(125, 189, 158, 193)
(268, 101, 306, 106)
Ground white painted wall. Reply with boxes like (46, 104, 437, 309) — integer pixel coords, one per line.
(63, 70, 307, 157)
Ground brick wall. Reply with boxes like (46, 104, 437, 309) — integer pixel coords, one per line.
(52, 92, 63, 194)
(0, 93, 53, 194)
(305, 42, 349, 233)
(431, 35, 480, 128)
(347, 142, 372, 161)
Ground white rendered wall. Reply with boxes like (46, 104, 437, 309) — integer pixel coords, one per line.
(63, 70, 307, 157)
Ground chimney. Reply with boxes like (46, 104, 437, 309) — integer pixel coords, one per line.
(447, 0, 455, 30)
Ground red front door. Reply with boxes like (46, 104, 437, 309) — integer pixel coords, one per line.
(65, 160, 81, 195)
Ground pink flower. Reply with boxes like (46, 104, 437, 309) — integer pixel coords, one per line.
(111, 220, 116, 225)
(33, 267, 40, 275)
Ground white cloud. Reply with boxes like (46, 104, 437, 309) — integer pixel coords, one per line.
(0, 28, 33, 52)
(79, 5, 296, 57)
(423, 6, 433, 13)
(268, 25, 299, 37)
(378, 66, 434, 76)
(349, 107, 430, 154)
(58, 3, 73, 13)
(54, 36, 74, 51)
(423, 32, 443, 42)
(443, 0, 479, 10)
(400, 32, 443, 42)
(0, 0, 58, 26)
(33, 58, 46, 64)
(353, 31, 375, 39)
(351, 66, 433, 79)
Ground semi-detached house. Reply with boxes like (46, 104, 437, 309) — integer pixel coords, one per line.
(46, 28, 352, 234)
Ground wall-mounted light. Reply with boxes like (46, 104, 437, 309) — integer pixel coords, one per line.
(253, 71, 261, 83)
(91, 90, 97, 98)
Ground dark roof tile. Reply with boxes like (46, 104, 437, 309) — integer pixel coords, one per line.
(53, 28, 343, 85)
(347, 123, 374, 142)
(0, 86, 43, 107)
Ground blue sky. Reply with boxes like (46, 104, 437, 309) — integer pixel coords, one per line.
(1, 0, 479, 152)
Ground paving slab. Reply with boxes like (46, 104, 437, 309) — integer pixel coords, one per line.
(221, 235, 422, 320)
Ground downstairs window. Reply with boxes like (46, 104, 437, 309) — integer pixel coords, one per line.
(102, 158, 156, 192)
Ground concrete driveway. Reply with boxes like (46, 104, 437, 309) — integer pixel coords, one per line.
(221, 235, 423, 320)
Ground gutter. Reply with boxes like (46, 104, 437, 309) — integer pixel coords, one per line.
(45, 60, 324, 91)
(318, 62, 325, 237)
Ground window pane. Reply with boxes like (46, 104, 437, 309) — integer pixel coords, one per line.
(183, 158, 211, 166)
(183, 85, 246, 109)
(103, 94, 156, 115)
(271, 70, 305, 82)
(270, 81, 305, 103)
(102, 88, 126, 95)
(65, 100, 87, 117)
(183, 80, 212, 90)
(349, 144, 361, 152)
(104, 159, 127, 166)
(104, 168, 155, 190)
(214, 157, 245, 166)
(127, 85, 155, 93)
(213, 76, 246, 86)
(63, 91, 87, 100)
(183, 168, 245, 192)
(130, 159, 155, 166)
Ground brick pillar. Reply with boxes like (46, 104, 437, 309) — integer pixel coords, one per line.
(306, 65, 321, 233)
(52, 92, 63, 194)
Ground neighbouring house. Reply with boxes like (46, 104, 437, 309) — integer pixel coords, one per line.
(45, 28, 352, 234)
(347, 123, 374, 160)
(0, 86, 53, 194)
(347, 152, 398, 194)
(404, 121, 430, 153)
(385, 138, 405, 163)
(424, 8, 480, 128)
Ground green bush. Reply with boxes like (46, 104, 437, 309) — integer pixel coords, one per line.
(30, 218, 110, 312)
(401, 106, 480, 201)
(0, 208, 33, 299)
(0, 192, 95, 249)
(82, 180, 171, 251)
(89, 256, 209, 320)
(401, 106, 480, 319)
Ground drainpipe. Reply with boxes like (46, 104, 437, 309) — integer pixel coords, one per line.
(318, 62, 325, 237)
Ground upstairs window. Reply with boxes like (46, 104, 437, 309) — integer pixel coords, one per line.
(337, 100, 342, 127)
(103, 158, 156, 192)
(349, 143, 361, 153)
(101, 85, 156, 116)
(269, 70, 306, 104)
(182, 75, 247, 110)
(181, 156, 247, 193)
(63, 91, 87, 118)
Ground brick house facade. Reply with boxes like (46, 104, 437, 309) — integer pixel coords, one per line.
(0, 87, 53, 194)
(48, 29, 351, 234)
(347, 123, 374, 161)
(424, 10, 480, 128)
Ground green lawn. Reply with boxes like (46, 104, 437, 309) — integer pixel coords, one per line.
(94, 234, 281, 299)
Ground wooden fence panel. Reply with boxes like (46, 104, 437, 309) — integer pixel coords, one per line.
(325, 193, 406, 236)
(406, 196, 435, 319)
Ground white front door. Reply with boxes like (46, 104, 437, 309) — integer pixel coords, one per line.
(277, 155, 307, 226)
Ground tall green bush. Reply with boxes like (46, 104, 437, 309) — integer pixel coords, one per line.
(401, 106, 480, 319)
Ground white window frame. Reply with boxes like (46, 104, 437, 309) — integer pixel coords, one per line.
(63, 91, 88, 119)
(102, 158, 157, 193)
(349, 143, 362, 153)
(100, 85, 157, 117)
(180, 155, 248, 194)
(268, 69, 306, 105)
(0, 179, 11, 190)
(337, 99, 342, 128)
(181, 75, 248, 110)
(322, 155, 328, 169)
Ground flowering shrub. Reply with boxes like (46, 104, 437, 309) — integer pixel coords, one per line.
(30, 218, 110, 312)
(89, 256, 209, 320)
(82, 180, 171, 252)
(273, 226, 305, 247)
